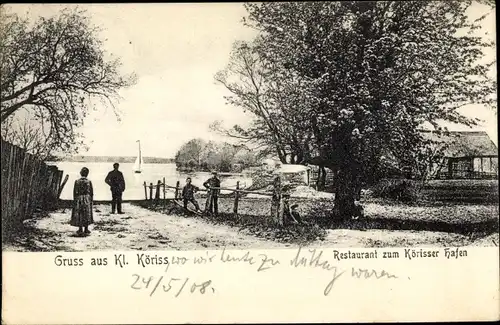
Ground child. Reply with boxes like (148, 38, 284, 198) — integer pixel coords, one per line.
(352, 201, 365, 220)
(283, 193, 304, 225)
(290, 204, 305, 224)
(182, 177, 200, 211)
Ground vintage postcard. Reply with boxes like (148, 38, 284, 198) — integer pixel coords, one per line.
(1, 2, 499, 324)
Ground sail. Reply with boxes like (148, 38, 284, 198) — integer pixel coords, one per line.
(133, 140, 143, 172)
(133, 156, 141, 172)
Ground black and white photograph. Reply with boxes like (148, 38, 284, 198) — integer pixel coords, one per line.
(1, 1, 498, 254)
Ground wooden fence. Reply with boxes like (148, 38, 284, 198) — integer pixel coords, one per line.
(143, 176, 287, 225)
(1, 139, 67, 238)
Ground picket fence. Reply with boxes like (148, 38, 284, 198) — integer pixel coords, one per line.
(1, 139, 66, 238)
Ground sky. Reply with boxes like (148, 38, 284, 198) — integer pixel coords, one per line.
(5, 2, 498, 158)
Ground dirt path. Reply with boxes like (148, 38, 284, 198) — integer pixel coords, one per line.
(5, 204, 289, 251)
(4, 203, 497, 252)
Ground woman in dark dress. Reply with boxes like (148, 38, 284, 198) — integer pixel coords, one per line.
(70, 167, 94, 236)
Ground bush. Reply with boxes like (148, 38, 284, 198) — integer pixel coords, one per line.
(371, 178, 422, 202)
(246, 166, 275, 190)
(245, 222, 327, 243)
(136, 200, 327, 244)
(282, 172, 308, 186)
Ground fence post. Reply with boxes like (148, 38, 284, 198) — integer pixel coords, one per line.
(278, 175, 284, 226)
(155, 180, 161, 201)
(233, 181, 240, 216)
(48, 166, 60, 209)
(45, 166, 53, 209)
(149, 182, 153, 201)
(175, 181, 180, 200)
(40, 164, 48, 210)
(163, 177, 166, 206)
(271, 175, 284, 226)
(58, 175, 69, 199)
(55, 170, 63, 199)
(1, 140, 72, 240)
(143, 181, 147, 200)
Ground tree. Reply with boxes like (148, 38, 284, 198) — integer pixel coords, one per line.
(214, 41, 316, 164)
(217, 142, 239, 172)
(174, 138, 259, 172)
(233, 146, 259, 168)
(224, 1, 496, 219)
(0, 7, 136, 154)
(1, 114, 76, 160)
(174, 138, 205, 168)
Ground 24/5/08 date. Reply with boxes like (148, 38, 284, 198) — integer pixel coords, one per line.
(131, 274, 215, 297)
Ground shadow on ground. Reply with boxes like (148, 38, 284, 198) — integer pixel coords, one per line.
(141, 197, 497, 238)
(3, 216, 73, 252)
(134, 201, 327, 245)
(93, 218, 128, 233)
(307, 204, 499, 239)
(5, 198, 498, 251)
(135, 199, 499, 246)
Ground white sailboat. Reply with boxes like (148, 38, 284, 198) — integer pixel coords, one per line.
(133, 140, 144, 173)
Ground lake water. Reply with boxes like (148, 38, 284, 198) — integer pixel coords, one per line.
(51, 162, 253, 201)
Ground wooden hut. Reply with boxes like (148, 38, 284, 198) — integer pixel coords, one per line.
(424, 131, 498, 179)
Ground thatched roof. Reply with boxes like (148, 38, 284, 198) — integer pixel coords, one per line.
(421, 130, 498, 158)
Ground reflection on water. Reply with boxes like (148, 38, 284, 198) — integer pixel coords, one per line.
(53, 162, 252, 200)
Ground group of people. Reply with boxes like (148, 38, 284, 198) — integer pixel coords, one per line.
(70, 163, 125, 236)
(70, 165, 222, 236)
(70, 165, 304, 237)
(181, 171, 220, 215)
(181, 172, 305, 225)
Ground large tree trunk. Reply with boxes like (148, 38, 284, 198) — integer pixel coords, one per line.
(332, 167, 357, 221)
(316, 166, 326, 191)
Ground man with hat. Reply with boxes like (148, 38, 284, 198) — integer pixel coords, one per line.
(203, 171, 221, 216)
(105, 163, 126, 214)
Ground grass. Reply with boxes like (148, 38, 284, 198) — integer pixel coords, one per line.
(5, 179, 497, 250)
(135, 194, 499, 245)
(421, 179, 499, 203)
(424, 179, 499, 189)
(134, 199, 328, 245)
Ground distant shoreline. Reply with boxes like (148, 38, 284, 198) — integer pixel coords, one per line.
(51, 156, 174, 164)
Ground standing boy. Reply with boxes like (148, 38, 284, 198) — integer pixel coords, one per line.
(182, 177, 200, 211)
